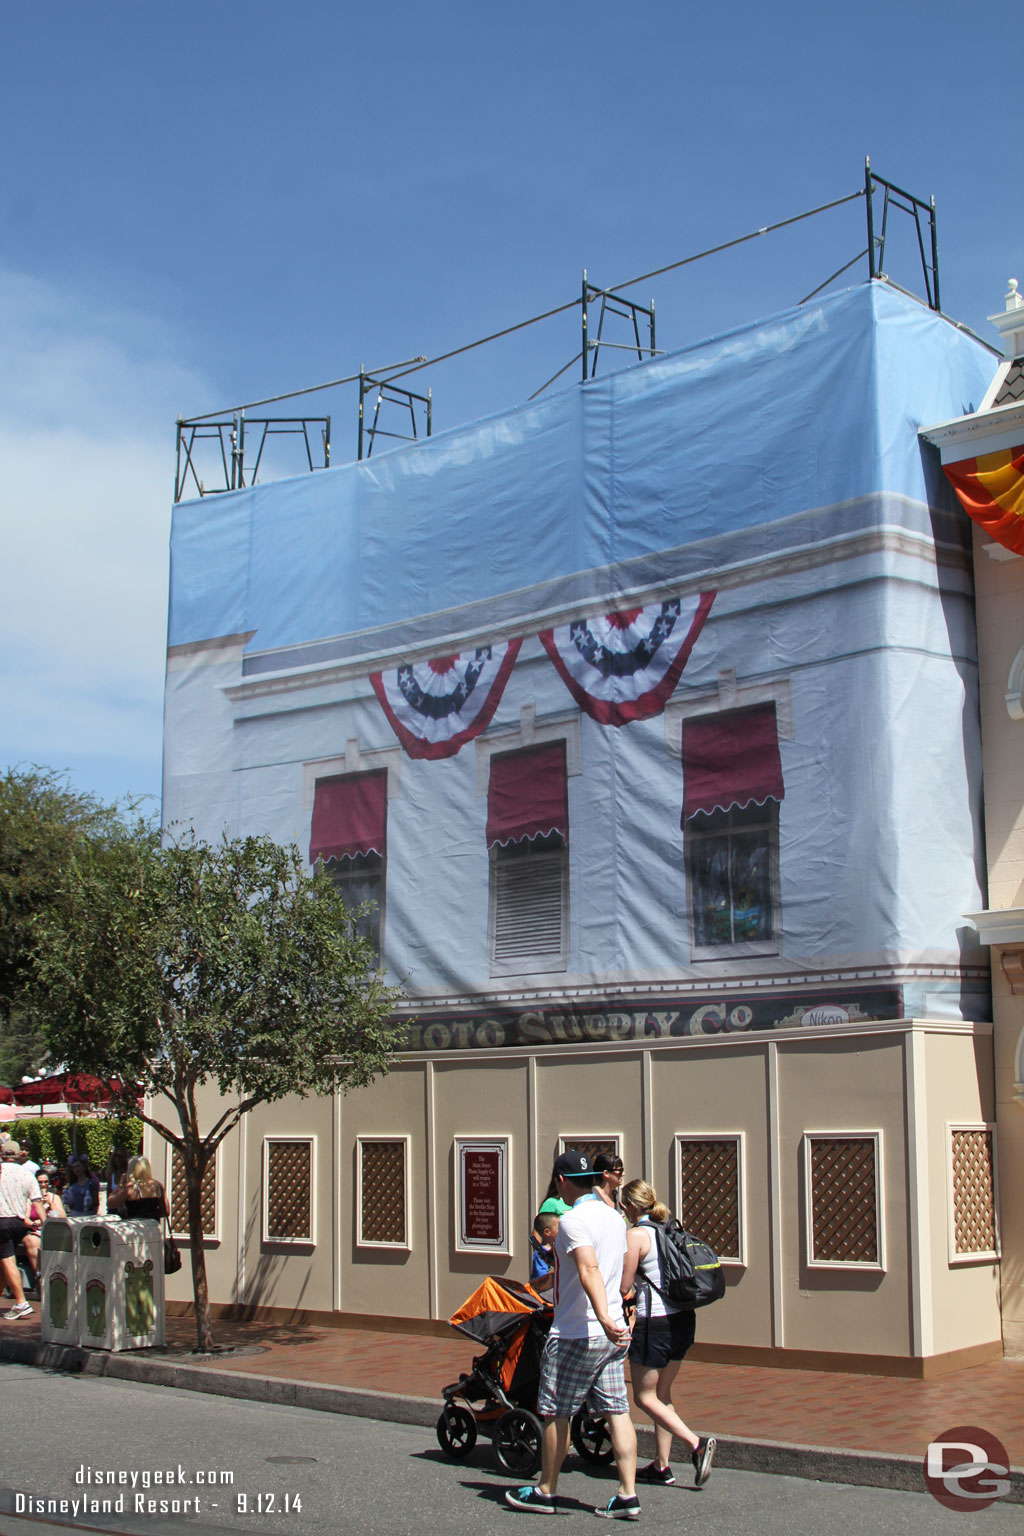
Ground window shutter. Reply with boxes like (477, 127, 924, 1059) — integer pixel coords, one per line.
(493, 850, 565, 963)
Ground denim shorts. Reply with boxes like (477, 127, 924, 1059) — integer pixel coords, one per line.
(627, 1309, 696, 1369)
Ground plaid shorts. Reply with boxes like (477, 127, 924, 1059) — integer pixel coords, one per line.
(536, 1333, 629, 1419)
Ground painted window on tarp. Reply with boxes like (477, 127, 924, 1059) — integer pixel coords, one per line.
(682, 705, 783, 953)
(310, 769, 387, 961)
(488, 743, 569, 974)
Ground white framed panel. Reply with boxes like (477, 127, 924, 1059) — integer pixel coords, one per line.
(166, 1143, 221, 1246)
(802, 1131, 885, 1272)
(455, 1136, 511, 1255)
(946, 1122, 1000, 1265)
(262, 1135, 316, 1246)
(674, 1132, 746, 1266)
(356, 1135, 411, 1250)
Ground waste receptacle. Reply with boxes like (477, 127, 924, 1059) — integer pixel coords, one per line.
(77, 1219, 165, 1350)
(40, 1216, 85, 1344)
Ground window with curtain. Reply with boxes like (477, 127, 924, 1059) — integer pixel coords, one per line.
(487, 742, 569, 974)
(682, 704, 784, 954)
(309, 769, 388, 960)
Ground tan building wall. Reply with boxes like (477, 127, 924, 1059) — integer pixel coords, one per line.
(151, 1017, 1001, 1376)
(973, 523, 1024, 1357)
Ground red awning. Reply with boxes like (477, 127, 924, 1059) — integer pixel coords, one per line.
(310, 770, 388, 863)
(0, 1085, 15, 1105)
(487, 742, 568, 848)
(682, 704, 784, 822)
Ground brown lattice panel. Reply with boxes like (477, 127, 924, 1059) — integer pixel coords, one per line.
(360, 1140, 407, 1245)
(170, 1153, 217, 1238)
(563, 1139, 617, 1165)
(265, 1140, 313, 1242)
(809, 1137, 878, 1263)
(952, 1130, 997, 1254)
(678, 1140, 740, 1259)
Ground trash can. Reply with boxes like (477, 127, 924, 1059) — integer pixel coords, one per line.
(76, 1219, 165, 1350)
(40, 1216, 85, 1345)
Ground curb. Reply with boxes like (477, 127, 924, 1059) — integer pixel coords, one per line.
(2, 1337, 1021, 1503)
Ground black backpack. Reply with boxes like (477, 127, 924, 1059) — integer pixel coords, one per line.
(644, 1217, 725, 1309)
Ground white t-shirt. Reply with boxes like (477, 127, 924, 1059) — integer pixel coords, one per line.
(551, 1192, 627, 1340)
(0, 1162, 41, 1220)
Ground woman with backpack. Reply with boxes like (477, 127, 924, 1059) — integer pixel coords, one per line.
(620, 1179, 716, 1490)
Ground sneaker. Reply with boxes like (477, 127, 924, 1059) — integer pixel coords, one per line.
(692, 1435, 716, 1488)
(594, 1495, 641, 1520)
(4, 1302, 33, 1320)
(638, 1462, 675, 1486)
(505, 1486, 557, 1515)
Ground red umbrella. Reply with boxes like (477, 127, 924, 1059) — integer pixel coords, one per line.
(13, 1072, 128, 1107)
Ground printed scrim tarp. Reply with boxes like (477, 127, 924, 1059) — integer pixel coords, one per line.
(164, 282, 997, 1046)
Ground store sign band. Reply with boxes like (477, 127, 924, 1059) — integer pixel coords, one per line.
(402, 991, 903, 1054)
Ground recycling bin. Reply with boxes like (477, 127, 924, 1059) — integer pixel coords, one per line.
(40, 1216, 85, 1344)
(76, 1219, 165, 1350)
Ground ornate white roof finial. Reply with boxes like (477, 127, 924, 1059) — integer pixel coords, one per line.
(1006, 278, 1022, 312)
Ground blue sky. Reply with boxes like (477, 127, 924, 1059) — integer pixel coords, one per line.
(0, 1, 1017, 809)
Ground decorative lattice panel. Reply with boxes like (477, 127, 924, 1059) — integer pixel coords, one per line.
(563, 1139, 618, 1166)
(678, 1140, 740, 1259)
(170, 1154, 216, 1238)
(952, 1130, 997, 1254)
(265, 1140, 313, 1242)
(360, 1141, 407, 1245)
(809, 1137, 878, 1263)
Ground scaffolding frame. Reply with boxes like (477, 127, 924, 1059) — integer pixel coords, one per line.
(865, 157, 940, 312)
(175, 413, 330, 502)
(357, 370, 432, 460)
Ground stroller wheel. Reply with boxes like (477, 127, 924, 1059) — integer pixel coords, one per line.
(571, 1405, 615, 1464)
(436, 1405, 477, 1459)
(494, 1408, 543, 1476)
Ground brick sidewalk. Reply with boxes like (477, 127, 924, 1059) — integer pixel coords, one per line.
(4, 1307, 1021, 1466)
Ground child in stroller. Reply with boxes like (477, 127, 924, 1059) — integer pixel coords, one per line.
(436, 1276, 613, 1476)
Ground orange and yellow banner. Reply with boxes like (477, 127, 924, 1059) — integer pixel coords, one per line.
(944, 445, 1024, 556)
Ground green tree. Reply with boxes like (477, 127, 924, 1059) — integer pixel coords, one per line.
(31, 825, 403, 1352)
(0, 767, 132, 1082)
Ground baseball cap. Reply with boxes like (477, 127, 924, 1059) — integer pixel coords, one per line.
(552, 1150, 595, 1181)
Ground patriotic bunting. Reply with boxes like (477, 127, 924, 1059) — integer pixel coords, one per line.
(944, 446, 1024, 557)
(371, 640, 522, 760)
(540, 592, 716, 726)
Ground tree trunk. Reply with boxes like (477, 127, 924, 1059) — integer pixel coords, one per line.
(186, 1155, 214, 1352)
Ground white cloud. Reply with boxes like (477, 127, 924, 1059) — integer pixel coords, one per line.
(0, 265, 215, 797)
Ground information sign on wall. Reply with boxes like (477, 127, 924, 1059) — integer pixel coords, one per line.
(455, 1137, 510, 1253)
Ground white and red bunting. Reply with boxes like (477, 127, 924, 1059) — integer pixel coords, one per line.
(540, 592, 716, 726)
(371, 640, 522, 760)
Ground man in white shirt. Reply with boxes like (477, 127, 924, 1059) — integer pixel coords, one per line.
(506, 1150, 639, 1520)
(0, 1142, 40, 1319)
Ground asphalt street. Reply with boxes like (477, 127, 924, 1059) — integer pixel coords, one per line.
(0, 1363, 1018, 1536)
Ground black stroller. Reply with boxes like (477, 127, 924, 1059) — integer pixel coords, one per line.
(435, 1276, 613, 1475)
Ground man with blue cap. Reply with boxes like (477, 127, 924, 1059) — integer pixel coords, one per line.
(506, 1150, 639, 1520)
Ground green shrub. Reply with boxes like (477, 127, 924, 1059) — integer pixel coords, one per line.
(6, 1115, 143, 1171)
